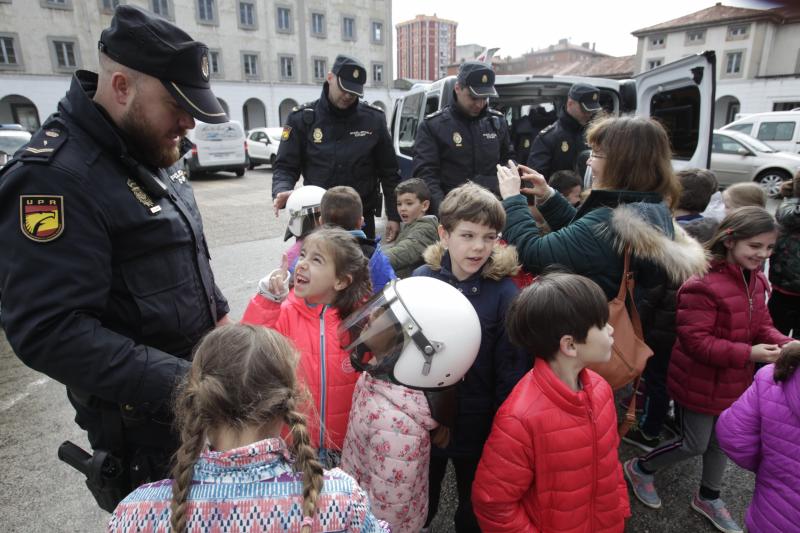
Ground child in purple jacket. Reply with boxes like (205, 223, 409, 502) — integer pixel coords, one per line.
(716, 343, 800, 533)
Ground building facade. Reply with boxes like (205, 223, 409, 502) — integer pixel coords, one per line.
(0, 0, 395, 132)
(632, 3, 800, 127)
(396, 14, 456, 81)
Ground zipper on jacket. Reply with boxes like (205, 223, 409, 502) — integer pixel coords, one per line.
(585, 395, 597, 532)
(739, 267, 753, 333)
(319, 305, 328, 449)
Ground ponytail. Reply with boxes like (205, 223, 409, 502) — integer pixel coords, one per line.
(284, 396, 324, 533)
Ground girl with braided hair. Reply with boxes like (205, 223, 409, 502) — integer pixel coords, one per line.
(108, 324, 388, 533)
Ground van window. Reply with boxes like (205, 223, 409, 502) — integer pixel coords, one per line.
(726, 122, 753, 135)
(650, 85, 701, 160)
(424, 94, 439, 117)
(398, 92, 424, 157)
(757, 121, 795, 142)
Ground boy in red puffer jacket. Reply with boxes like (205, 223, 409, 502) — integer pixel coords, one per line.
(472, 272, 629, 533)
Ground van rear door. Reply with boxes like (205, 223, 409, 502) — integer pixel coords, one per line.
(196, 122, 246, 168)
(391, 90, 426, 180)
(633, 51, 716, 170)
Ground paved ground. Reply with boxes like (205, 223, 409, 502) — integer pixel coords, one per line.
(0, 167, 758, 532)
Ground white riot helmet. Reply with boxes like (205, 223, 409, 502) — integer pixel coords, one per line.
(284, 185, 326, 241)
(340, 277, 482, 390)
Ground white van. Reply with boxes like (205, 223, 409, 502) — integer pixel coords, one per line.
(391, 52, 716, 179)
(183, 120, 248, 178)
(721, 110, 800, 154)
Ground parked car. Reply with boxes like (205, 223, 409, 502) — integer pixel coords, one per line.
(246, 127, 283, 169)
(711, 129, 800, 197)
(0, 124, 32, 166)
(182, 120, 248, 178)
(721, 110, 800, 155)
(390, 52, 717, 180)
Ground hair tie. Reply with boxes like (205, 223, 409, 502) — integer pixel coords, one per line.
(301, 517, 314, 527)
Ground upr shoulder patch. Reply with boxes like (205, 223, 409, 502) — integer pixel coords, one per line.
(20, 195, 64, 242)
(281, 126, 292, 141)
(19, 126, 67, 163)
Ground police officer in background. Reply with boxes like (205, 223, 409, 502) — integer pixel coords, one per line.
(526, 82, 601, 180)
(412, 61, 515, 212)
(0, 5, 229, 509)
(272, 55, 401, 241)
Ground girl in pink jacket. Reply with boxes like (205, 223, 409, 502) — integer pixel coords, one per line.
(242, 227, 372, 465)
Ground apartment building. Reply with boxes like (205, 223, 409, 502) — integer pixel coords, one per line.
(396, 14, 457, 81)
(0, 0, 394, 132)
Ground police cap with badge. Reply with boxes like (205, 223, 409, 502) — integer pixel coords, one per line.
(98, 4, 228, 124)
(457, 61, 498, 98)
(568, 83, 602, 113)
(332, 55, 367, 98)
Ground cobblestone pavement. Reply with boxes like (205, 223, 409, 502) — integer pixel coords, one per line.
(0, 168, 757, 532)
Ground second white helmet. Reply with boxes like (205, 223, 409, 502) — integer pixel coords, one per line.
(340, 277, 482, 390)
(284, 185, 326, 240)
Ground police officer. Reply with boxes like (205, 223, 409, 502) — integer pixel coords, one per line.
(0, 5, 229, 509)
(272, 55, 400, 241)
(412, 61, 515, 212)
(526, 82, 601, 180)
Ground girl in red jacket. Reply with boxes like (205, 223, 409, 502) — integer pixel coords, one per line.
(625, 207, 797, 533)
(242, 226, 372, 467)
(472, 272, 630, 533)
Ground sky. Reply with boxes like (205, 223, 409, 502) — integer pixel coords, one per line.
(391, 0, 782, 62)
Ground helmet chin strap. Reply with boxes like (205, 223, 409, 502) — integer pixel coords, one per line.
(408, 327, 442, 376)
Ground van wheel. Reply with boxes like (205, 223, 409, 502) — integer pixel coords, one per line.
(248, 159, 256, 170)
(235, 168, 245, 177)
(269, 154, 276, 167)
(756, 169, 790, 198)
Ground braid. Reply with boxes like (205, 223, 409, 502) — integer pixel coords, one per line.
(284, 401, 324, 533)
(169, 387, 206, 533)
(774, 343, 800, 383)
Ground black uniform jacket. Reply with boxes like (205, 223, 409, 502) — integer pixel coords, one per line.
(526, 107, 588, 180)
(271, 83, 400, 221)
(411, 100, 515, 210)
(0, 72, 228, 434)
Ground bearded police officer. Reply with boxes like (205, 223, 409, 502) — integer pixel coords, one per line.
(0, 5, 229, 510)
(272, 55, 401, 241)
(526, 82, 602, 180)
(412, 61, 515, 212)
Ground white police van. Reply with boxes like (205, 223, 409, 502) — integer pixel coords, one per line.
(391, 52, 716, 181)
(182, 120, 248, 178)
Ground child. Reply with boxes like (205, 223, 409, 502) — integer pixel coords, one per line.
(472, 273, 630, 532)
(548, 169, 583, 206)
(722, 182, 767, 214)
(625, 207, 795, 533)
(242, 227, 372, 466)
(283, 185, 326, 269)
(674, 168, 720, 243)
(384, 178, 439, 278)
(321, 186, 395, 292)
(716, 343, 800, 533)
(768, 173, 800, 338)
(339, 276, 482, 533)
(108, 324, 388, 533)
(413, 182, 530, 532)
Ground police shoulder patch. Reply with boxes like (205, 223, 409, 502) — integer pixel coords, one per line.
(281, 126, 292, 141)
(18, 126, 68, 164)
(20, 195, 65, 242)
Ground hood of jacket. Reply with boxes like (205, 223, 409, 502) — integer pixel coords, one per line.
(362, 373, 435, 428)
(422, 240, 520, 281)
(607, 203, 708, 285)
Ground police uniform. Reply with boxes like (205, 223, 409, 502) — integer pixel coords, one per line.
(0, 6, 228, 507)
(272, 55, 400, 239)
(526, 83, 601, 180)
(411, 62, 515, 211)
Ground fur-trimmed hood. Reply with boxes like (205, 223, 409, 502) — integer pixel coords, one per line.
(422, 241, 520, 280)
(608, 204, 708, 284)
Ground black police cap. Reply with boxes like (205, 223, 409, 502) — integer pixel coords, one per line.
(457, 61, 498, 98)
(99, 5, 228, 124)
(332, 55, 366, 97)
(568, 83, 602, 112)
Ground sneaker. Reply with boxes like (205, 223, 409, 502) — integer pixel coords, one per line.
(691, 493, 743, 533)
(623, 458, 662, 509)
(622, 426, 662, 453)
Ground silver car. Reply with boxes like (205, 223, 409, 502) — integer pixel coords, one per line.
(711, 129, 800, 197)
(0, 124, 31, 166)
